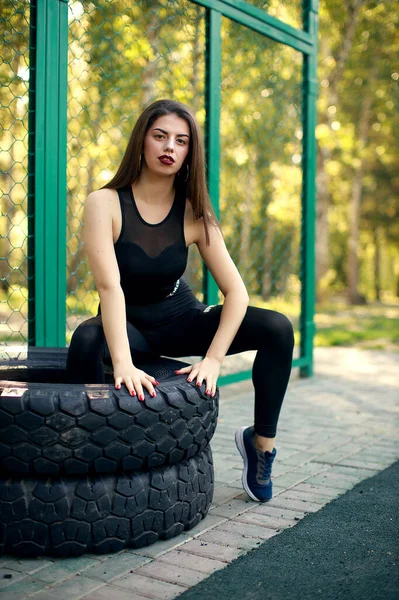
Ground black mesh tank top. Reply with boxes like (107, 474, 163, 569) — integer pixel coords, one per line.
(113, 184, 188, 306)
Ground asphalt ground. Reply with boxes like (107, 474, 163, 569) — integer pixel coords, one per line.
(179, 459, 399, 600)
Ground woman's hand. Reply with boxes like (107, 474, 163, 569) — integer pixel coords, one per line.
(174, 356, 221, 397)
(113, 360, 159, 401)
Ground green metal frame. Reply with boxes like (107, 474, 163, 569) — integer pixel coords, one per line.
(27, 0, 318, 384)
(28, 0, 68, 347)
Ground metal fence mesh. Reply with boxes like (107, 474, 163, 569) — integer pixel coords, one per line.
(1, 0, 308, 364)
(219, 17, 303, 346)
(0, 1, 30, 345)
(66, 0, 206, 343)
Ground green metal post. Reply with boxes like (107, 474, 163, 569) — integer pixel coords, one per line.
(27, 1, 37, 345)
(203, 7, 222, 306)
(300, 0, 318, 376)
(30, 0, 68, 347)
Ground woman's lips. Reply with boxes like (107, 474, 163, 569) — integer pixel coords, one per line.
(158, 156, 175, 165)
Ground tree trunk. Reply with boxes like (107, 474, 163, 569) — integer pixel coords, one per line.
(315, 1, 365, 301)
(315, 144, 330, 301)
(373, 227, 381, 302)
(347, 89, 373, 304)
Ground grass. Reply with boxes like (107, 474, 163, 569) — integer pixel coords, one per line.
(1, 293, 398, 352)
(314, 302, 399, 351)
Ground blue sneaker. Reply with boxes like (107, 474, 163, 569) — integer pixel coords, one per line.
(235, 426, 276, 502)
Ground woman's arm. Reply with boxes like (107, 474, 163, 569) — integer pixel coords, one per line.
(174, 216, 249, 396)
(195, 218, 250, 363)
(83, 191, 157, 398)
(83, 191, 131, 366)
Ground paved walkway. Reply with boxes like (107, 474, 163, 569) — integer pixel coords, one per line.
(0, 347, 398, 600)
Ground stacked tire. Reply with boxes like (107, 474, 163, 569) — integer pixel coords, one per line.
(0, 349, 218, 556)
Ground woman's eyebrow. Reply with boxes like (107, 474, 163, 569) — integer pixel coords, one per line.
(153, 127, 189, 138)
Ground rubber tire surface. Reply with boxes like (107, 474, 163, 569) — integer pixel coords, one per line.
(0, 446, 213, 557)
(0, 353, 219, 476)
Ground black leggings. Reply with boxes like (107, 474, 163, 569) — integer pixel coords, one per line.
(66, 304, 294, 438)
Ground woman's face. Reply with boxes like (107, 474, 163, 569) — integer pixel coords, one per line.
(143, 113, 190, 178)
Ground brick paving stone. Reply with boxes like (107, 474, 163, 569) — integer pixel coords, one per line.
(28, 575, 104, 600)
(337, 458, 388, 470)
(295, 482, 345, 498)
(186, 514, 228, 537)
(0, 578, 44, 600)
(266, 494, 323, 513)
(31, 556, 100, 584)
(130, 533, 192, 559)
(178, 539, 242, 562)
(270, 471, 311, 489)
(0, 557, 52, 575)
(157, 549, 226, 574)
(110, 572, 185, 599)
(133, 560, 210, 587)
(198, 528, 262, 551)
(305, 472, 360, 489)
(0, 568, 27, 589)
(252, 504, 306, 521)
(328, 465, 379, 478)
(210, 498, 253, 519)
(216, 520, 278, 541)
(82, 585, 150, 600)
(82, 552, 151, 582)
(234, 511, 297, 530)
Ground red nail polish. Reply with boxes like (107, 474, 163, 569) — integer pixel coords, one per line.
(116, 385, 121, 390)
(206, 390, 210, 395)
(139, 395, 144, 401)
(174, 370, 179, 374)
(151, 392, 156, 397)
(196, 382, 201, 387)
(187, 378, 192, 383)
(130, 391, 136, 396)
(155, 381, 160, 385)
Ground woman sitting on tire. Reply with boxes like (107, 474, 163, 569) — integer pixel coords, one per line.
(67, 99, 294, 503)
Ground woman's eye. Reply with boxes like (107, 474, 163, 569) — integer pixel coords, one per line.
(155, 134, 164, 139)
(177, 139, 186, 145)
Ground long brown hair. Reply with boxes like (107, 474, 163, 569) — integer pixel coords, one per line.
(102, 99, 221, 245)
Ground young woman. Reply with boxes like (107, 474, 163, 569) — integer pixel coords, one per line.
(66, 99, 294, 502)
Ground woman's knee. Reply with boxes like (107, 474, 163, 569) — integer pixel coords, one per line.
(258, 309, 295, 353)
(69, 317, 105, 355)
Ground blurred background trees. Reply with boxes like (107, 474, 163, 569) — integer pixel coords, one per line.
(1, 0, 398, 346)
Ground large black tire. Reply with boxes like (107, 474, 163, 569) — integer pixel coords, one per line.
(0, 446, 213, 557)
(0, 350, 219, 475)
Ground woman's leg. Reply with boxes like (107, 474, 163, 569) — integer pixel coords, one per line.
(66, 315, 154, 383)
(160, 304, 294, 502)
(161, 305, 295, 441)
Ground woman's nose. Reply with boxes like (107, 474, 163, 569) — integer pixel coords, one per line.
(164, 137, 175, 152)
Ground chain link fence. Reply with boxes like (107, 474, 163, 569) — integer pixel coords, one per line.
(1, 0, 316, 378)
(0, 1, 30, 345)
(66, 0, 206, 343)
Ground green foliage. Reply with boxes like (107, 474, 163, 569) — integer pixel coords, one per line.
(317, 0, 399, 299)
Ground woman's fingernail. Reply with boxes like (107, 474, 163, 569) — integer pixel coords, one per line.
(130, 391, 136, 396)
(155, 381, 160, 385)
(211, 392, 215, 397)
(116, 385, 121, 390)
(139, 395, 144, 401)
(206, 390, 210, 395)
(151, 392, 156, 397)
(187, 378, 192, 382)
(174, 370, 179, 374)
(196, 382, 201, 387)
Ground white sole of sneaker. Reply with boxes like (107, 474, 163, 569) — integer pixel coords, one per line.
(235, 426, 260, 503)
